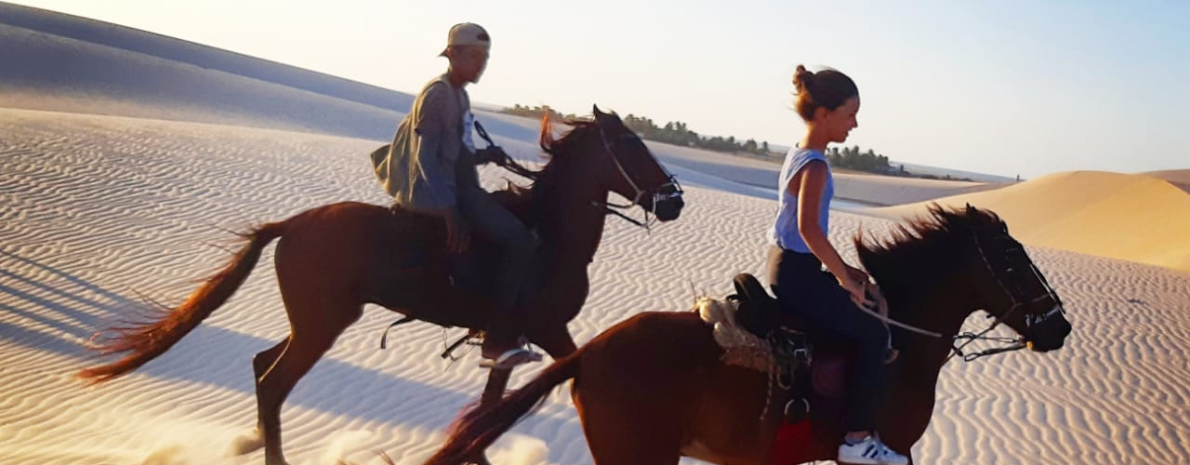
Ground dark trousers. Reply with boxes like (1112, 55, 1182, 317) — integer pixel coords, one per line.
(766, 246, 888, 432)
(457, 183, 536, 351)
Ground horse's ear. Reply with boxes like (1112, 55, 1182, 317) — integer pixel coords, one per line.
(593, 106, 622, 128)
(593, 105, 620, 130)
(965, 203, 977, 214)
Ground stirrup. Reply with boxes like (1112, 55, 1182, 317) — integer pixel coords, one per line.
(478, 348, 542, 369)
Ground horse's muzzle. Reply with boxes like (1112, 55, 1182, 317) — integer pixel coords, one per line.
(1025, 306, 1072, 352)
(654, 196, 684, 222)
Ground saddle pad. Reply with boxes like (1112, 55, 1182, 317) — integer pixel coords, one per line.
(697, 296, 774, 372)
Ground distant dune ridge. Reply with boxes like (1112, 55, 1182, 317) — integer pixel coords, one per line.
(0, 2, 414, 114)
(2, 3, 1190, 465)
(875, 171, 1190, 272)
(1144, 169, 1190, 195)
(0, 4, 408, 139)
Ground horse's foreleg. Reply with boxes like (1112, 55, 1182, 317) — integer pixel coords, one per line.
(465, 324, 576, 465)
(462, 368, 515, 465)
(472, 325, 576, 409)
(480, 367, 514, 407)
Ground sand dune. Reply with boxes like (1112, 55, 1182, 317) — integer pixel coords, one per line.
(0, 22, 406, 140)
(1144, 169, 1190, 195)
(875, 171, 1190, 273)
(0, 2, 414, 115)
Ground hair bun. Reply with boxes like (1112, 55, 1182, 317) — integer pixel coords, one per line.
(793, 64, 814, 93)
(791, 65, 857, 123)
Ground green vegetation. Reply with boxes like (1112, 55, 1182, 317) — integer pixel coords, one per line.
(501, 104, 972, 181)
(502, 105, 776, 156)
(827, 146, 891, 173)
(503, 104, 577, 122)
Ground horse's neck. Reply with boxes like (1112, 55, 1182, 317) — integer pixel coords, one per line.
(533, 174, 608, 268)
(887, 289, 971, 372)
(878, 261, 976, 375)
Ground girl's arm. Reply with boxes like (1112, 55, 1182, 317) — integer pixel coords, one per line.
(793, 161, 869, 305)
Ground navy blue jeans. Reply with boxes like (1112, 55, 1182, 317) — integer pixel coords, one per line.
(766, 246, 889, 432)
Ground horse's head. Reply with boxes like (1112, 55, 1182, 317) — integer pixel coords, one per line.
(961, 204, 1072, 352)
(590, 106, 684, 222)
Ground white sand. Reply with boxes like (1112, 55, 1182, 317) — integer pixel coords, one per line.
(2, 106, 1190, 465)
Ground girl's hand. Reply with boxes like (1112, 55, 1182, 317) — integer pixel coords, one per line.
(868, 282, 890, 320)
(838, 276, 875, 310)
(844, 264, 869, 285)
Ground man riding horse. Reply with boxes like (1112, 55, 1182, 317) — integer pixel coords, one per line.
(372, 23, 540, 369)
(79, 23, 687, 465)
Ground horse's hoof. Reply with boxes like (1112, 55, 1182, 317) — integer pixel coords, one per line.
(227, 430, 264, 456)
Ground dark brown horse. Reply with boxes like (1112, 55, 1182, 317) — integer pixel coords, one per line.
(419, 205, 1073, 465)
(77, 107, 685, 465)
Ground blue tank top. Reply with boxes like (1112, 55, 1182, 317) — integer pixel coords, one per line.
(768, 147, 832, 253)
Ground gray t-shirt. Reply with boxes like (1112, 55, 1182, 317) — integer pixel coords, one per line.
(372, 73, 477, 210)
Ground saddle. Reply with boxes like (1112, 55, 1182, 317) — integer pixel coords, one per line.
(699, 274, 862, 425)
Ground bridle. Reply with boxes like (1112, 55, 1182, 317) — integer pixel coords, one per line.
(473, 119, 682, 232)
(948, 230, 1067, 362)
(591, 122, 683, 232)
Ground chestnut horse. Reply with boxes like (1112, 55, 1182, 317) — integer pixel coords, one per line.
(77, 107, 685, 465)
(419, 205, 1073, 465)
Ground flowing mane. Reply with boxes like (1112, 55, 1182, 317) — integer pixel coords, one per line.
(488, 114, 602, 219)
(525, 113, 599, 186)
(492, 113, 598, 195)
(856, 204, 1004, 288)
(538, 112, 598, 158)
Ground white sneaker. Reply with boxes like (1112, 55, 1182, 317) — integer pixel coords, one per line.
(837, 435, 909, 465)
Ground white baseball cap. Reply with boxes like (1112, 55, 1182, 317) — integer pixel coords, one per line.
(439, 23, 490, 56)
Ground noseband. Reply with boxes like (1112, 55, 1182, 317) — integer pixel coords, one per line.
(949, 231, 1067, 362)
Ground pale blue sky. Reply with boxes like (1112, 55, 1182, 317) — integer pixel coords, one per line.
(12, 0, 1190, 178)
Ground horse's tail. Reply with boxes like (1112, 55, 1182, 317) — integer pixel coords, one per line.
(78, 220, 288, 384)
(420, 353, 583, 465)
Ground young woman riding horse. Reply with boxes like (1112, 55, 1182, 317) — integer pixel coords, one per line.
(767, 65, 904, 464)
(77, 108, 683, 465)
(417, 204, 1072, 465)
